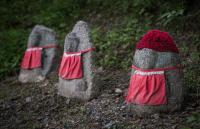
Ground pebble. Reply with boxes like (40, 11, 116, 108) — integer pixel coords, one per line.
(25, 97, 31, 103)
(115, 88, 123, 94)
(65, 99, 70, 105)
(152, 113, 160, 119)
(103, 121, 115, 128)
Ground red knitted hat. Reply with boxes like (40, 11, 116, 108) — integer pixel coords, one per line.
(136, 30, 179, 53)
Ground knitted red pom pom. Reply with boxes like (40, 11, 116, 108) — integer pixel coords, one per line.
(136, 30, 179, 53)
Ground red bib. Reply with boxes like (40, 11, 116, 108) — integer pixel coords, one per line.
(21, 45, 58, 69)
(21, 47, 42, 69)
(126, 65, 181, 105)
(59, 52, 82, 79)
(59, 48, 95, 79)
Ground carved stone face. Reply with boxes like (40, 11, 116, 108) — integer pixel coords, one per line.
(134, 48, 180, 69)
(28, 25, 57, 47)
(28, 32, 41, 47)
(134, 48, 157, 69)
(64, 32, 79, 52)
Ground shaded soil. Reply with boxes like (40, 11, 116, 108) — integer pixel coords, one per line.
(0, 70, 199, 129)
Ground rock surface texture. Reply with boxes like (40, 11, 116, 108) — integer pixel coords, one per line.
(126, 30, 185, 115)
(19, 25, 58, 83)
(58, 21, 97, 101)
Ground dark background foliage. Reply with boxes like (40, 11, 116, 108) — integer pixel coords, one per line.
(0, 0, 199, 95)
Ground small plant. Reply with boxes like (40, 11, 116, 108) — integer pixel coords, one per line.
(92, 18, 150, 69)
(158, 9, 184, 26)
(184, 113, 200, 129)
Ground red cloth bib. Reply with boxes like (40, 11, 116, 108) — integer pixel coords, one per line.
(59, 52, 82, 79)
(21, 47, 42, 69)
(126, 65, 181, 105)
(21, 45, 58, 69)
(59, 48, 95, 79)
(126, 70, 167, 105)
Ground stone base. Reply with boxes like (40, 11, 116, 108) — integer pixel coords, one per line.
(127, 103, 182, 116)
(58, 77, 94, 101)
(18, 68, 45, 83)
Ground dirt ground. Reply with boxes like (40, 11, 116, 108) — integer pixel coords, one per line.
(0, 70, 199, 129)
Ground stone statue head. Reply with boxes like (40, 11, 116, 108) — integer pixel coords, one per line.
(64, 32, 79, 52)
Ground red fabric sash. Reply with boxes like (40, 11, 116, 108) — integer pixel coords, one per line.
(65, 47, 96, 54)
(126, 65, 180, 105)
(131, 64, 181, 72)
(41, 44, 59, 49)
(59, 48, 95, 79)
(21, 44, 58, 69)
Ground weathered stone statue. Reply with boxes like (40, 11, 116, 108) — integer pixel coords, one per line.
(126, 30, 184, 115)
(58, 21, 97, 101)
(19, 25, 59, 83)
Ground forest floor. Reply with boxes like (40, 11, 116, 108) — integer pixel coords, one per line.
(0, 70, 200, 129)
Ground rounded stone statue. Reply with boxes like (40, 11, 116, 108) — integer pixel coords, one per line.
(126, 30, 185, 115)
(58, 21, 97, 101)
(19, 25, 59, 83)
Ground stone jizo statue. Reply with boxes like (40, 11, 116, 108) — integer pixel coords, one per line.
(126, 30, 184, 115)
(58, 21, 97, 101)
(19, 25, 59, 83)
